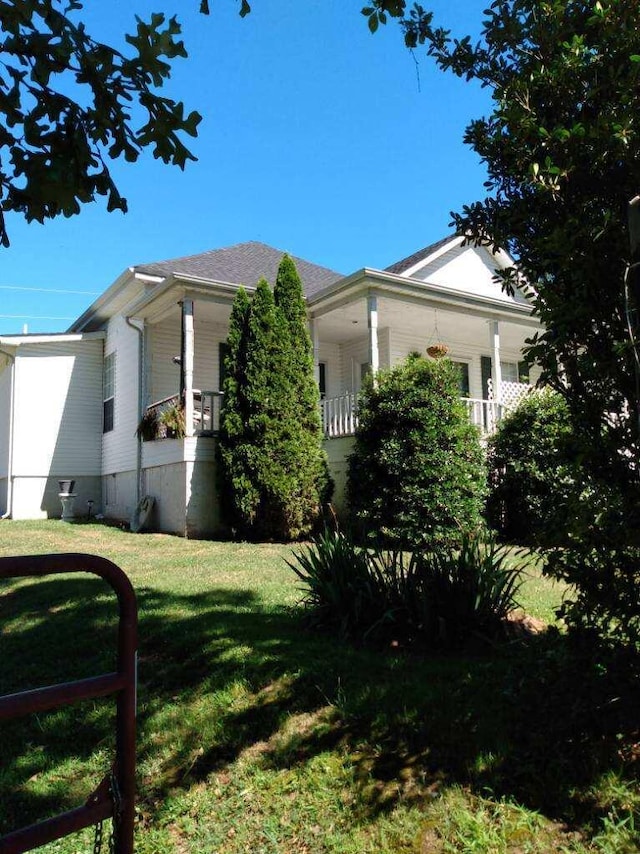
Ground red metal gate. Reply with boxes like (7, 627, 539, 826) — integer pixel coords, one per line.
(0, 553, 138, 854)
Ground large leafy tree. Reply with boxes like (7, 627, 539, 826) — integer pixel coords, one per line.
(0, 0, 202, 247)
(365, 0, 640, 641)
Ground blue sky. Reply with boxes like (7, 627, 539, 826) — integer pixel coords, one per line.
(0, 0, 490, 334)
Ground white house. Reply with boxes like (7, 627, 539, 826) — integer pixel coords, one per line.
(0, 235, 541, 535)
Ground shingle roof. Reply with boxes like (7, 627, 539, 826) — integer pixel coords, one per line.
(384, 235, 458, 275)
(134, 241, 343, 299)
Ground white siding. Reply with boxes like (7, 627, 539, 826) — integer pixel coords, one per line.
(194, 317, 228, 392)
(339, 336, 370, 393)
(0, 357, 12, 480)
(409, 244, 529, 305)
(148, 316, 181, 403)
(148, 314, 229, 403)
(102, 316, 140, 475)
(389, 326, 530, 401)
(12, 339, 103, 478)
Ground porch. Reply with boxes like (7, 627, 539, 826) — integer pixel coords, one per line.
(131, 270, 539, 445)
(319, 393, 503, 439)
(139, 386, 524, 442)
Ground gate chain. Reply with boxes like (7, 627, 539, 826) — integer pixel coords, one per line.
(109, 769, 123, 853)
(93, 819, 103, 854)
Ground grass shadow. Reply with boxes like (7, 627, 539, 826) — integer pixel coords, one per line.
(1, 572, 639, 840)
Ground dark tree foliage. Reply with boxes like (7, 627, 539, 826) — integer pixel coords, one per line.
(347, 354, 486, 550)
(0, 0, 202, 246)
(486, 389, 576, 547)
(361, 0, 640, 644)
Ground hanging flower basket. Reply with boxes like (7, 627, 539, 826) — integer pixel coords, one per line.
(427, 343, 449, 359)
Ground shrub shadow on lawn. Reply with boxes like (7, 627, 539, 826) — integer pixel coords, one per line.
(1, 575, 638, 838)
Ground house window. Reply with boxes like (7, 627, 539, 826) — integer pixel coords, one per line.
(500, 361, 519, 384)
(318, 362, 327, 399)
(103, 352, 115, 433)
(453, 362, 470, 397)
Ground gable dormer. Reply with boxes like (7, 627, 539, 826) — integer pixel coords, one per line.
(386, 236, 529, 306)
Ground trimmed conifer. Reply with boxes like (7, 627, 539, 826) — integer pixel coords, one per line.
(219, 259, 330, 541)
(218, 286, 252, 532)
(274, 254, 331, 531)
(347, 354, 486, 550)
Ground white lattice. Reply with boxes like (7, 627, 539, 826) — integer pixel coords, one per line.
(487, 379, 531, 410)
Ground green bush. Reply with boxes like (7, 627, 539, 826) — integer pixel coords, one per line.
(347, 354, 486, 550)
(486, 388, 575, 546)
(218, 257, 329, 541)
(288, 528, 525, 646)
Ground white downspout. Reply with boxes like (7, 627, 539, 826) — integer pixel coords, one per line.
(182, 299, 195, 437)
(0, 348, 16, 519)
(367, 293, 380, 385)
(125, 317, 145, 506)
(489, 319, 503, 424)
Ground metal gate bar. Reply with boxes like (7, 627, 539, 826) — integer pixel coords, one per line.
(0, 553, 138, 854)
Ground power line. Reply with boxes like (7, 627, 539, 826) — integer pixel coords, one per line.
(0, 285, 99, 295)
(0, 313, 74, 320)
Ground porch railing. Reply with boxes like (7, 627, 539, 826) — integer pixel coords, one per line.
(320, 392, 358, 438)
(193, 390, 224, 435)
(142, 389, 502, 441)
(463, 397, 500, 435)
(321, 394, 502, 439)
(141, 390, 224, 439)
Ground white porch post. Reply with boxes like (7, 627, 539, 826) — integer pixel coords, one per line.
(489, 319, 502, 414)
(367, 293, 379, 382)
(309, 317, 320, 388)
(182, 298, 195, 437)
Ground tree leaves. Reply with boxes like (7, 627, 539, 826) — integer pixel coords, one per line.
(0, 0, 202, 246)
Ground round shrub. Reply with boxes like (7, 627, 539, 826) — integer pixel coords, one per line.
(347, 354, 486, 549)
(486, 388, 575, 546)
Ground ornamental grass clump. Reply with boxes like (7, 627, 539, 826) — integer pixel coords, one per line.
(407, 535, 527, 645)
(288, 528, 526, 647)
(287, 527, 391, 638)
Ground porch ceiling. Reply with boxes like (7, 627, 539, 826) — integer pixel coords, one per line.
(315, 296, 535, 351)
(141, 293, 234, 326)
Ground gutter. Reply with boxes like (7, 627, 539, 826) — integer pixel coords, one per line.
(125, 317, 144, 507)
(0, 347, 16, 519)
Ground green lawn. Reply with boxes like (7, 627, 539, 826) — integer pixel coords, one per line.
(1, 520, 638, 853)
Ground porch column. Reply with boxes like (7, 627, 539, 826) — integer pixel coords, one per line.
(182, 299, 195, 437)
(489, 319, 502, 410)
(367, 293, 380, 381)
(309, 317, 320, 388)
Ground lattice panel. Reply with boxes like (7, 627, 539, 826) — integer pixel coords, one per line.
(487, 379, 531, 409)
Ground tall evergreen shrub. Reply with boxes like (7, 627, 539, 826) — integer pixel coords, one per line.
(486, 388, 576, 546)
(219, 258, 329, 541)
(218, 286, 256, 532)
(347, 354, 485, 549)
(274, 254, 331, 512)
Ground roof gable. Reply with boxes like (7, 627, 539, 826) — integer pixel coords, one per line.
(387, 236, 528, 306)
(134, 241, 343, 299)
